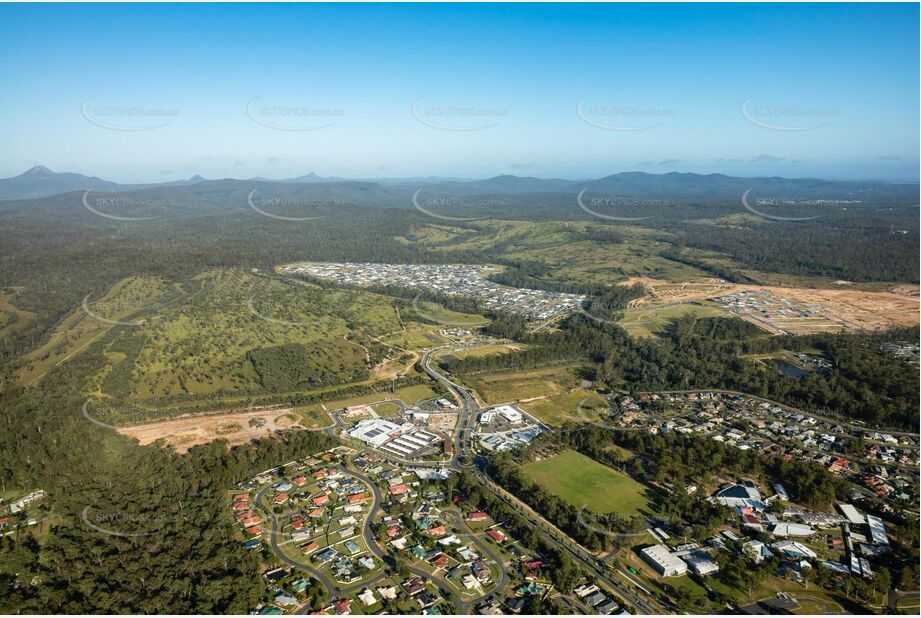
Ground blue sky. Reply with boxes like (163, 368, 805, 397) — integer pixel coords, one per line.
(0, 2, 918, 182)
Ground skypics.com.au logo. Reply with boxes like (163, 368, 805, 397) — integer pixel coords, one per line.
(411, 189, 510, 222)
(81, 191, 177, 221)
(741, 98, 837, 132)
(246, 98, 344, 131)
(411, 98, 508, 132)
(81, 98, 179, 132)
(577, 99, 674, 131)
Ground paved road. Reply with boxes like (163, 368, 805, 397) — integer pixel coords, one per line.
(263, 342, 664, 613)
(345, 465, 472, 613)
(254, 483, 374, 597)
(256, 459, 489, 613)
(419, 346, 663, 614)
(272, 339, 917, 615)
(887, 588, 921, 612)
(441, 507, 510, 594)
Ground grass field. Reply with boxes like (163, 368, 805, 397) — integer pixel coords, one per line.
(296, 408, 334, 428)
(602, 443, 635, 461)
(306, 384, 439, 414)
(412, 299, 490, 328)
(378, 323, 440, 350)
(521, 449, 649, 515)
(435, 343, 525, 364)
(618, 301, 729, 338)
(520, 389, 607, 426)
(462, 365, 583, 405)
(408, 220, 713, 285)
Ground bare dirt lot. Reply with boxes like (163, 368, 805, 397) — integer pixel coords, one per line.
(426, 413, 458, 433)
(118, 406, 306, 452)
(624, 278, 919, 335)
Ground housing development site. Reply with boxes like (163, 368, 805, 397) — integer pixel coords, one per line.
(620, 277, 919, 336)
(712, 289, 919, 336)
(279, 261, 586, 320)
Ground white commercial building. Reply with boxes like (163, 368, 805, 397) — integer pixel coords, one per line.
(348, 418, 404, 447)
(640, 544, 688, 577)
(493, 405, 523, 423)
(837, 503, 865, 526)
(866, 515, 889, 550)
(771, 523, 815, 538)
(680, 550, 719, 576)
(772, 540, 817, 560)
(711, 482, 766, 510)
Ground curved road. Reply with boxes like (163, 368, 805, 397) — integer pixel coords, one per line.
(418, 346, 662, 614)
(265, 341, 664, 612)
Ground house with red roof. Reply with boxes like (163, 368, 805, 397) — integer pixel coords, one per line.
(332, 599, 351, 615)
(466, 511, 488, 522)
(301, 541, 320, 555)
(274, 493, 289, 505)
(388, 484, 410, 496)
(313, 494, 330, 506)
(522, 560, 544, 580)
(426, 524, 447, 537)
(429, 553, 448, 570)
(486, 529, 506, 543)
(347, 493, 366, 505)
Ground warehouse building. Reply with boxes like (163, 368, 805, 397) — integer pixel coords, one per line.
(680, 550, 719, 576)
(348, 419, 406, 447)
(640, 544, 688, 577)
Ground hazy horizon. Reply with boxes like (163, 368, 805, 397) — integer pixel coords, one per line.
(5, 163, 921, 187)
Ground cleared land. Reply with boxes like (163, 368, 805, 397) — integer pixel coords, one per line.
(412, 299, 490, 328)
(521, 448, 649, 515)
(408, 220, 711, 284)
(462, 365, 583, 405)
(307, 384, 440, 414)
(618, 301, 729, 338)
(625, 277, 919, 335)
(435, 343, 525, 364)
(520, 389, 608, 427)
(117, 406, 325, 452)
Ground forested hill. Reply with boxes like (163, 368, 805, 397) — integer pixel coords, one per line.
(1, 168, 918, 203)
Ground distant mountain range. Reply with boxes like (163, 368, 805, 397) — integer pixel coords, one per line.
(0, 166, 208, 200)
(0, 165, 917, 201)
